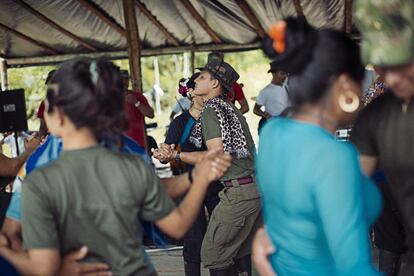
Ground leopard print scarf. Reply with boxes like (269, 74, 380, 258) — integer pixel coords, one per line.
(189, 97, 250, 159)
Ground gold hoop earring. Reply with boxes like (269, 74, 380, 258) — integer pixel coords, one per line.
(338, 91, 360, 113)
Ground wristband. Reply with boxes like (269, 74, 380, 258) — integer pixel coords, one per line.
(175, 151, 181, 162)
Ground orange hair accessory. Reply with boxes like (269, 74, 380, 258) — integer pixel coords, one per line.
(268, 21, 287, 54)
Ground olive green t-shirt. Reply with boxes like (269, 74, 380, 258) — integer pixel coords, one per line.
(351, 92, 414, 240)
(22, 145, 175, 276)
(201, 103, 255, 181)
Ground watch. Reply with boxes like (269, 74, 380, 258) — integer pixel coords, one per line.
(134, 101, 141, 108)
(175, 151, 181, 162)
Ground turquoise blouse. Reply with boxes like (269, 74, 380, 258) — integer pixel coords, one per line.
(257, 118, 382, 276)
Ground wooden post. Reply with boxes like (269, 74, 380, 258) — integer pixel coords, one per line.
(344, 0, 353, 34)
(122, 0, 142, 91)
(292, 0, 306, 20)
(0, 59, 8, 91)
(190, 48, 195, 74)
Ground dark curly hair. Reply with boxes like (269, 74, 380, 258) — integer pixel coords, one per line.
(262, 17, 364, 106)
(46, 58, 128, 144)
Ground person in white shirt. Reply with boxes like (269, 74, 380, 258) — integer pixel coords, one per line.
(254, 61, 289, 132)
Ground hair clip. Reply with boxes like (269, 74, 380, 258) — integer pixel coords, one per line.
(268, 21, 287, 54)
(178, 86, 189, 95)
(89, 61, 99, 85)
(47, 83, 60, 97)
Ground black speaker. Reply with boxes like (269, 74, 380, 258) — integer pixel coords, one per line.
(0, 89, 28, 132)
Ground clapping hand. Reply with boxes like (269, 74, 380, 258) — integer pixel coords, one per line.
(152, 143, 175, 163)
(24, 134, 41, 153)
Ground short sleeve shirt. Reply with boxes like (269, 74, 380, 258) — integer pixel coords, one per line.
(351, 92, 414, 233)
(125, 91, 151, 147)
(165, 111, 198, 153)
(22, 146, 173, 275)
(256, 83, 289, 116)
(37, 101, 45, 119)
(201, 103, 255, 181)
(226, 82, 245, 104)
(6, 135, 151, 222)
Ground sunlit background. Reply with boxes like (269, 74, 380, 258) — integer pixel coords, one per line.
(2, 49, 272, 153)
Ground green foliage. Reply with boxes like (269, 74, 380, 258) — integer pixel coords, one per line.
(8, 65, 56, 119)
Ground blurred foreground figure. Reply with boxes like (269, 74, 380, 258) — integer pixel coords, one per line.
(351, 1, 414, 275)
(253, 1, 414, 275)
(256, 17, 381, 275)
(0, 58, 231, 275)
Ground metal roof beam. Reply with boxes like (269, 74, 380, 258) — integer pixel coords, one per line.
(123, 0, 142, 91)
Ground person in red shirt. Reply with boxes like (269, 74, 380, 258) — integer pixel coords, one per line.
(121, 71, 155, 148)
(37, 70, 56, 138)
(228, 82, 249, 114)
(37, 101, 47, 137)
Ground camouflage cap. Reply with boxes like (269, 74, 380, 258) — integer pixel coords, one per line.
(197, 60, 240, 94)
(354, 0, 414, 66)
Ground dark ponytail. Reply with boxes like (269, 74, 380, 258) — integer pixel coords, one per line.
(262, 17, 364, 106)
(46, 58, 128, 144)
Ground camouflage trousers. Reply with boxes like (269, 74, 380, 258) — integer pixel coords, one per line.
(201, 180, 262, 269)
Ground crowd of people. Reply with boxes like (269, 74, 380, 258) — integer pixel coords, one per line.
(0, 0, 413, 275)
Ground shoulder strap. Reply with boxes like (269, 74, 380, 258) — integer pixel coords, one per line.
(175, 97, 185, 111)
(179, 117, 196, 145)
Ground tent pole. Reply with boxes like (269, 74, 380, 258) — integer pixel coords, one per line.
(344, 0, 353, 34)
(0, 59, 8, 91)
(122, 0, 142, 92)
(190, 48, 195, 74)
(123, 0, 147, 150)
